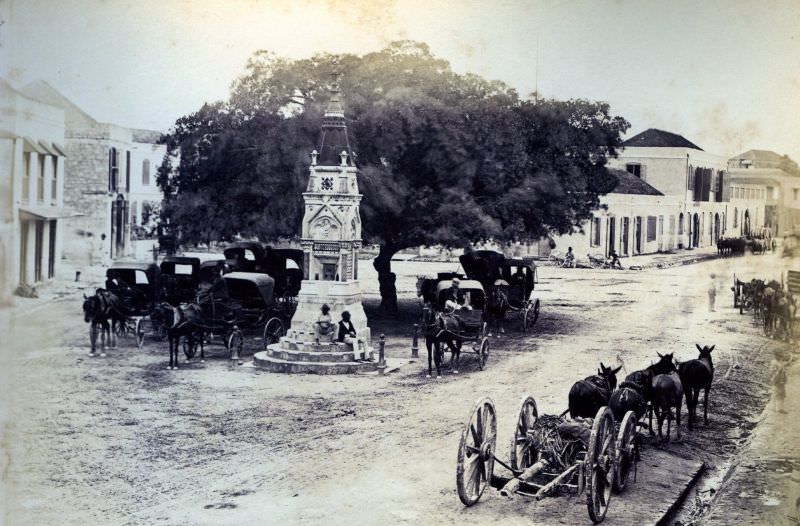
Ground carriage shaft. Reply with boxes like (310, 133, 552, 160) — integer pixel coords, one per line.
(533, 463, 580, 501)
(500, 459, 550, 498)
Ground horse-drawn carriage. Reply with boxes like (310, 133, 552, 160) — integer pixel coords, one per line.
(161, 272, 292, 365)
(160, 254, 229, 305)
(223, 243, 303, 299)
(460, 251, 541, 333)
(455, 395, 637, 523)
(104, 262, 161, 348)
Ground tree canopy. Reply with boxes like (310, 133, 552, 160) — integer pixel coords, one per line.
(157, 40, 629, 290)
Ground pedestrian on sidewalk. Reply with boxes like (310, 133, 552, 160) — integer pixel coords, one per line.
(708, 273, 717, 312)
(770, 350, 788, 414)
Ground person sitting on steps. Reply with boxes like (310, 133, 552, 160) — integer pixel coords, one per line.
(564, 247, 576, 268)
(338, 311, 369, 361)
(314, 304, 335, 345)
(609, 248, 623, 269)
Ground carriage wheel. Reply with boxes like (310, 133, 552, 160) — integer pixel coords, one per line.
(586, 406, 615, 524)
(456, 397, 497, 507)
(613, 411, 638, 493)
(157, 325, 167, 341)
(262, 317, 285, 349)
(227, 331, 244, 359)
(509, 395, 539, 472)
(115, 320, 127, 337)
(135, 318, 146, 349)
(477, 338, 490, 371)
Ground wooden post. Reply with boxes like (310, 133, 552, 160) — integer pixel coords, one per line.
(411, 323, 419, 359)
(378, 334, 387, 375)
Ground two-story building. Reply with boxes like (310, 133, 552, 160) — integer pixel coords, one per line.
(19, 81, 165, 264)
(0, 78, 67, 303)
(728, 150, 800, 236)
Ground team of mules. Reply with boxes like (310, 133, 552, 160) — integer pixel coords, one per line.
(567, 345, 716, 443)
(737, 278, 797, 340)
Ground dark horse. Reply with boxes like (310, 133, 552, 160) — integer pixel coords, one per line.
(421, 304, 464, 377)
(678, 344, 715, 430)
(568, 362, 622, 418)
(486, 285, 509, 335)
(151, 302, 204, 369)
(82, 288, 123, 356)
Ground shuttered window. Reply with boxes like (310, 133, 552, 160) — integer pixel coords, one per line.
(647, 216, 657, 242)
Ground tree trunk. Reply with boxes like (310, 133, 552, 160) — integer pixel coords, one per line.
(374, 244, 400, 314)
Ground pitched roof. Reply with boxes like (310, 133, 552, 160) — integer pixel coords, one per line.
(20, 80, 98, 127)
(623, 128, 703, 151)
(608, 168, 664, 196)
(731, 149, 786, 163)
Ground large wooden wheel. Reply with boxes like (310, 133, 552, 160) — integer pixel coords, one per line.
(509, 395, 539, 472)
(456, 397, 497, 506)
(135, 318, 146, 348)
(613, 410, 638, 493)
(523, 298, 541, 331)
(477, 338, 490, 371)
(262, 317, 285, 349)
(586, 406, 615, 524)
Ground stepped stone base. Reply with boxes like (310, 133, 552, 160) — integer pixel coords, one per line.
(252, 335, 377, 374)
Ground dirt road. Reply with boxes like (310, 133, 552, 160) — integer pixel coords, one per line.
(0, 253, 791, 525)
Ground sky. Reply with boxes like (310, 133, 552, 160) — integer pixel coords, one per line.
(3, 0, 800, 160)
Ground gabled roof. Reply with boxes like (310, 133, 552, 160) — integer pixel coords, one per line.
(20, 80, 98, 128)
(623, 128, 703, 151)
(608, 168, 664, 196)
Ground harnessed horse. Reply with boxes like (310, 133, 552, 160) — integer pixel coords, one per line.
(151, 302, 205, 369)
(82, 288, 124, 356)
(421, 303, 464, 377)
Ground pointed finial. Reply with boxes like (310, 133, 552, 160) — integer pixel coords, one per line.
(339, 150, 348, 166)
(310, 149, 318, 165)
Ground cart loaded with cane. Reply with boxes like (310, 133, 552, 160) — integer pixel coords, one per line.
(455, 395, 638, 524)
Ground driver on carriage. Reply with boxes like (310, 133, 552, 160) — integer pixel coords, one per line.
(444, 278, 472, 312)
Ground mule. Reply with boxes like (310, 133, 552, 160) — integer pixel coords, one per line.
(151, 302, 204, 369)
(568, 362, 621, 419)
(610, 352, 676, 426)
(82, 289, 123, 357)
(678, 344, 715, 430)
(651, 369, 683, 442)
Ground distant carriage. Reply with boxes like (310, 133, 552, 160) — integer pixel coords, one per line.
(104, 262, 161, 347)
(160, 254, 229, 305)
(223, 242, 303, 301)
(431, 279, 492, 370)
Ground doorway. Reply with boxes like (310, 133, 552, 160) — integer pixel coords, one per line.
(622, 217, 630, 256)
(692, 213, 700, 248)
(634, 217, 642, 254)
(607, 217, 616, 257)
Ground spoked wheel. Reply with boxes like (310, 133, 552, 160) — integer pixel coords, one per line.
(226, 330, 244, 362)
(587, 406, 615, 523)
(531, 298, 540, 326)
(613, 411, 638, 493)
(509, 395, 539, 472)
(477, 338, 490, 371)
(456, 397, 497, 506)
(135, 318, 146, 349)
(262, 317, 285, 349)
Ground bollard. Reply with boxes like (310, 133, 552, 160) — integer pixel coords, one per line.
(411, 323, 419, 359)
(378, 334, 387, 375)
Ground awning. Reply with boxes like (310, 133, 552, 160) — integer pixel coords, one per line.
(37, 140, 61, 156)
(22, 136, 45, 154)
(19, 205, 68, 220)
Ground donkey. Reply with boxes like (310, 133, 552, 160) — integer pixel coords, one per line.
(151, 302, 204, 369)
(82, 288, 123, 357)
(486, 285, 509, 335)
(678, 344, 715, 430)
(568, 362, 622, 419)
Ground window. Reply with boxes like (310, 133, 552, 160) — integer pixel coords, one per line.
(591, 217, 601, 246)
(626, 163, 642, 178)
(22, 152, 31, 200)
(125, 150, 131, 192)
(130, 201, 138, 225)
(687, 165, 694, 191)
(142, 159, 150, 186)
(51, 157, 58, 203)
(647, 216, 657, 242)
(37, 155, 45, 202)
(108, 148, 119, 192)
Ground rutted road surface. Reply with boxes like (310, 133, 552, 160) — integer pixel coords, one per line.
(0, 254, 790, 525)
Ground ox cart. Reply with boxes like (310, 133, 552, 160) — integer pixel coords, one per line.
(455, 395, 638, 524)
(104, 262, 161, 348)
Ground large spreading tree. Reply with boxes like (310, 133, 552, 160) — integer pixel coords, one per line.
(157, 41, 629, 308)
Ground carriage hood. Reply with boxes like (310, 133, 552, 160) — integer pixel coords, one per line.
(222, 272, 275, 305)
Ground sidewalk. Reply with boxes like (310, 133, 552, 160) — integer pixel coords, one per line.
(702, 346, 800, 525)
